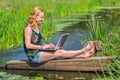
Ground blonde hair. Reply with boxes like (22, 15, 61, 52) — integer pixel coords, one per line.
(26, 7, 44, 28)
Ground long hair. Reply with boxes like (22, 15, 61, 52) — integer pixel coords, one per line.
(26, 7, 44, 28)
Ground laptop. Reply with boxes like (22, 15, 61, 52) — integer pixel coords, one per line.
(40, 33, 69, 51)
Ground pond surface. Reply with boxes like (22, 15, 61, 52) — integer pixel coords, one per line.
(0, 69, 106, 80)
(0, 21, 93, 79)
(0, 21, 90, 64)
(0, 8, 120, 79)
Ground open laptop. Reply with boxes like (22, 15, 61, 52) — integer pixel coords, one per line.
(40, 33, 69, 51)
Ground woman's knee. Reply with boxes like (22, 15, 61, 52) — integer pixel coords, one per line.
(55, 49, 65, 56)
(57, 49, 64, 53)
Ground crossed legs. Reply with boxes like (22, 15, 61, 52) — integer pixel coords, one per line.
(39, 41, 95, 63)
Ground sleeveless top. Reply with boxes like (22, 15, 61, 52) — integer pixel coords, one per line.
(23, 28, 43, 61)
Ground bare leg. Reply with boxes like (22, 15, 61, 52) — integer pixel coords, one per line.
(39, 49, 94, 63)
(57, 49, 85, 58)
(57, 41, 93, 58)
(39, 51, 61, 63)
(39, 49, 84, 63)
(38, 41, 95, 63)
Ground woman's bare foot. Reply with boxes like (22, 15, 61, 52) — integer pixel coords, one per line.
(84, 47, 95, 58)
(76, 41, 95, 58)
(83, 42, 95, 58)
(83, 41, 93, 52)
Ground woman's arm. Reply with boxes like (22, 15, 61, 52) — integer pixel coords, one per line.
(24, 26, 42, 49)
(24, 26, 55, 49)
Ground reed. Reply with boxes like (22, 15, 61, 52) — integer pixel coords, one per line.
(87, 19, 120, 56)
(0, 0, 120, 79)
(86, 17, 120, 79)
(107, 58, 120, 80)
(0, 0, 92, 50)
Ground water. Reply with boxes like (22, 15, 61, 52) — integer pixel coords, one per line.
(0, 69, 105, 80)
(0, 20, 93, 79)
(1, 8, 119, 79)
(0, 25, 90, 64)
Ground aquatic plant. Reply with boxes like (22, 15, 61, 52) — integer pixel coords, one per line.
(107, 58, 120, 80)
(86, 15, 120, 80)
(0, 0, 120, 79)
(0, 0, 91, 50)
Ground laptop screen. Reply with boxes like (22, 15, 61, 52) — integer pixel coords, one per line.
(55, 33, 69, 49)
(39, 33, 69, 51)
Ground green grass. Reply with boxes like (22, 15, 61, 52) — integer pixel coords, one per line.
(1, 0, 119, 50)
(107, 58, 120, 80)
(86, 15, 120, 56)
(0, 0, 120, 79)
(0, 0, 93, 50)
(86, 11, 120, 80)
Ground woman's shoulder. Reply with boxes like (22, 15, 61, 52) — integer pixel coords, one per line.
(25, 26, 31, 30)
(24, 26, 32, 33)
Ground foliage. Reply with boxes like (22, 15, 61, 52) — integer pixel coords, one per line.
(0, 0, 120, 79)
(86, 13, 120, 56)
(86, 9, 120, 79)
(89, 0, 120, 7)
(0, 0, 94, 50)
(107, 58, 120, 80)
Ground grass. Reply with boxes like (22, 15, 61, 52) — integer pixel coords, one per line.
(0, 0, 120, 79)
(0, 0, 93, 50)
(86, 12, 120, 79)
(86, 14, 120, 56)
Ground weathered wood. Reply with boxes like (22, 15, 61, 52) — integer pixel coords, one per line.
(6, 56, 113, 71)
(92, 41, 102, 52)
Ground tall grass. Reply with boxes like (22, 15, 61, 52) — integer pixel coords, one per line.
(107, 58, 120, 80)
(0, 0, 120, 79)
(0, 0, 93, 50)
(87, 16, 120, 56)
(0, 9, 27, 50)
(86, 15, 120, 79)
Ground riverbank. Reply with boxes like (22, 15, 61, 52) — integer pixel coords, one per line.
(0, 0, 120, 79)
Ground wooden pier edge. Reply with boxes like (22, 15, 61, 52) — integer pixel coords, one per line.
(5, 56, 114, 71)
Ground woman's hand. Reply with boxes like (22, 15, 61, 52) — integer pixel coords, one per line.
(42, 43, 55, 49)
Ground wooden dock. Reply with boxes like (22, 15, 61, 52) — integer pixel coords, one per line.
(4, 56, 113, 71)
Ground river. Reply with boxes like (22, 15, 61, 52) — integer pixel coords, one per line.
(0, 8, 119, 80)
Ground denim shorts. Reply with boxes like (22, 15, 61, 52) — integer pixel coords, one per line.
(31, 52, 41, 63)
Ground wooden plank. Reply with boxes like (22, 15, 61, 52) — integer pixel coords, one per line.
(5, 56, 113, 71)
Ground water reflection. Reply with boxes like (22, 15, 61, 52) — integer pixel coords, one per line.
(1, 7, 119, 79)
(0, 24, 90, 64)
(0, 22, 92, 79)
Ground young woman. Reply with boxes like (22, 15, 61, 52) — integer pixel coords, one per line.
(23, 7, 95, 63)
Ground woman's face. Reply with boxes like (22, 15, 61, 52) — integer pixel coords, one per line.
(36, 12, 44, 25)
